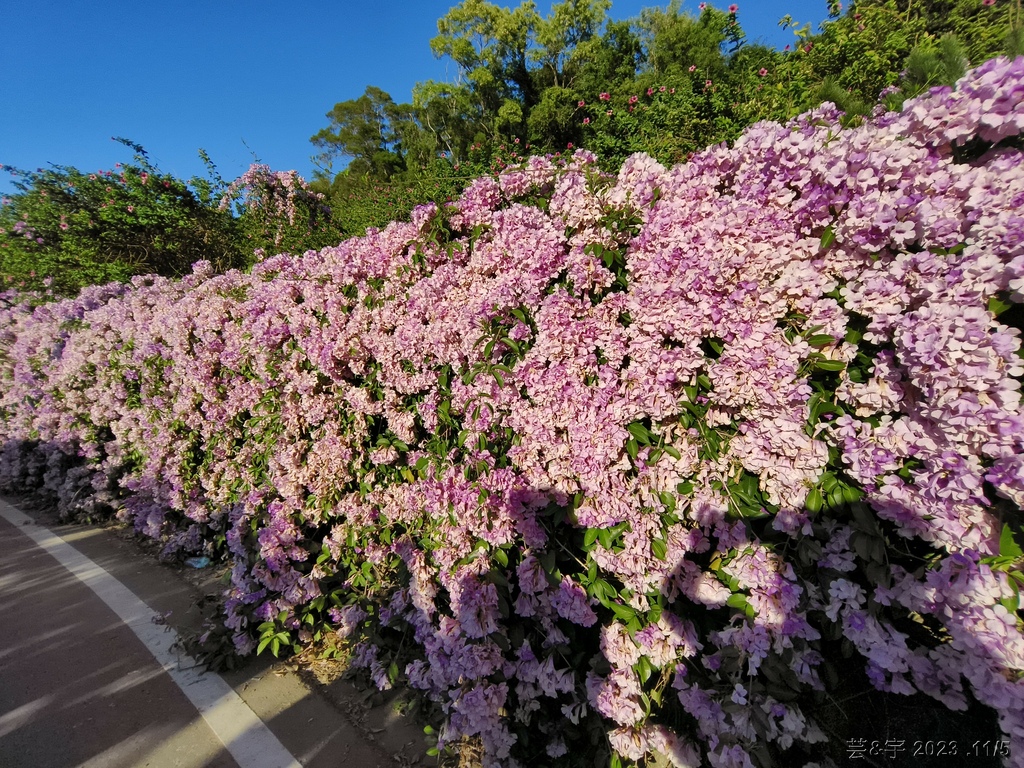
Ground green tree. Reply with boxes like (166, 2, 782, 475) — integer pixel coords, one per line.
(310, 86, 408, 180)
(639, 1, 735, 80)
(0, 140, 243, 295)
(429, 0, 540, 140)
(532, 0, 612, 88)
(571, 18, 645, 96)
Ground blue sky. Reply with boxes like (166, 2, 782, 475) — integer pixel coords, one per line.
(0, 1, 832, 196)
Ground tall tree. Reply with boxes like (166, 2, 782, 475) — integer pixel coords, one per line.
(638, 1, 734, 80)
(532, 0, 612, 88)
(429, 0, 540, 139)
(310, 86, 407, 180)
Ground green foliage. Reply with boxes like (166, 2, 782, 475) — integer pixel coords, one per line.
(0, 140, 244, 295)
(317, 158, 472, 236)
(18, 0, 1014, 297)
(310, 86, 409, 180)
(579, 76, 741, 170)
(299, 0, 1018, 247)
(219, 163, 343, 260)
(638, 1, 733, 79)
(903, 33, 970, 97)
(0, 141, 346, 296)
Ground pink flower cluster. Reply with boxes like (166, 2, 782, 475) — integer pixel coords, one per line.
(219, 164, 325, 247)
(1, 58, 1023, 767)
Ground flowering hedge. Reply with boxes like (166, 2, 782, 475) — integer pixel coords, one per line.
(2, 58, 1024, 768)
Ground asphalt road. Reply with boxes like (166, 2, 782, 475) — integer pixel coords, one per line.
(0, 497, 428, 768)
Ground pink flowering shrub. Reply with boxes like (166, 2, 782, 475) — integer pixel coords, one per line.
(2, 58, 1024, 767)
(219, 163, 339, 256)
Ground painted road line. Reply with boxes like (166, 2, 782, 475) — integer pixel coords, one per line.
(0, 499, 303, 768)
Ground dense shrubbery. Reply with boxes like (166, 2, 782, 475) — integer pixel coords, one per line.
(0, 143, 340, 296)
(1, 58, 1023, 767)
(310, 0, 1024, 231)
(0, 142, 241, 296)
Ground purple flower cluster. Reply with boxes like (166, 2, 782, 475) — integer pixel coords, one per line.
(1, 58, 1023, 767)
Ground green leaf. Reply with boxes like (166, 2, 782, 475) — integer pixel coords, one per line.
(726, 593, 750, 611)
(610, 602, 636, 621)
(664, 445, 682, 460)
(820, 225, 835, 249)
(636, 655, 653, 684)
(814, 358, 846, 372)
(584, 528, 598, 548)
(841, 484, 862, 504)
(989, 295, 1013, 317)
(1000, 524, 1024, 559)
(807, 334, 837, 348)
(627, 422, 652, 444)
(659, 491, 676, 514)
(828, 487, 845, 509)
(805, 487, 823, 513)
(540, 550, 557, 574)
(591, 578, 614, 605)
(625, 438, 639, 461)
(651, 537, 668, 561)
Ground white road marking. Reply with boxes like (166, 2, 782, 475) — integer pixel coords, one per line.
(0, 499, 302, 768)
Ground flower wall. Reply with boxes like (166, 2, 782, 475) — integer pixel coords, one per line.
(2, 58, 1024, 768)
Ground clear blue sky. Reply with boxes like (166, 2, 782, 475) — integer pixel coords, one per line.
(0, 1, 832, 196)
